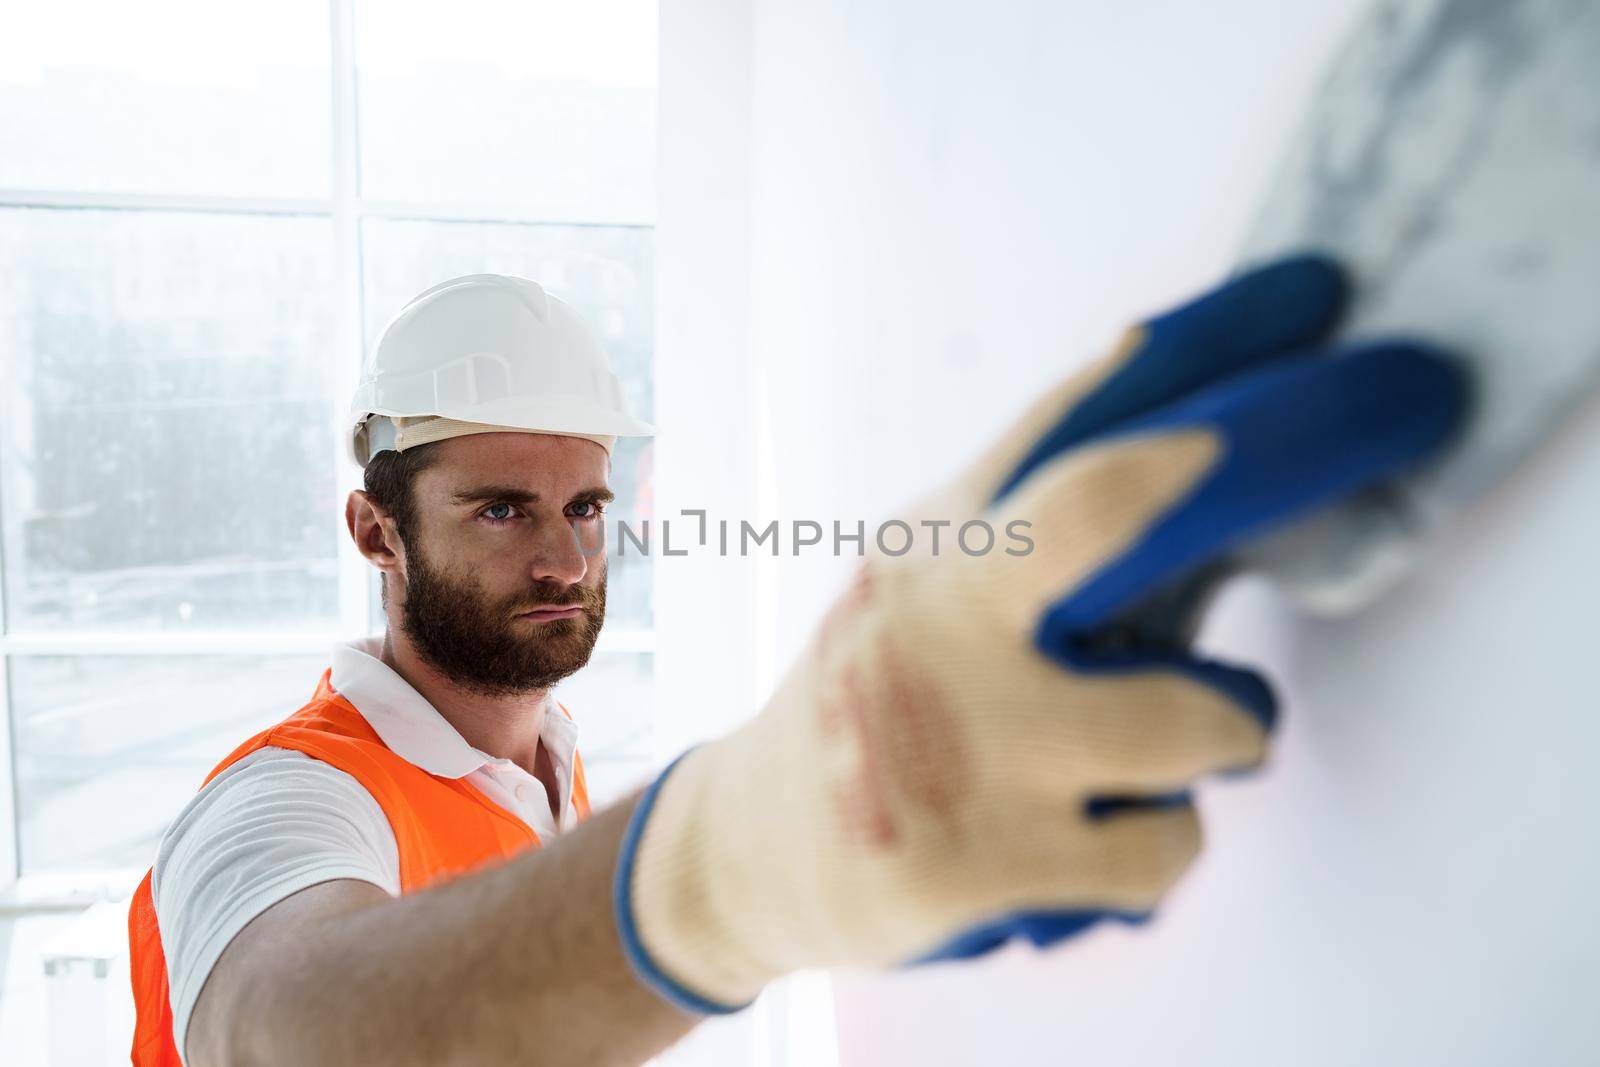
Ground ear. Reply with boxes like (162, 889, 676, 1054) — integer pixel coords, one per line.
(346, 490, 405, 580)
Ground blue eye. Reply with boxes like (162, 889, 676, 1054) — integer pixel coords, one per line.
(482, 503, 517, 524)
(568, 501, 603, 520)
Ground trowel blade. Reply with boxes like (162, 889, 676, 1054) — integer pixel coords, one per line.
(1233, 0, 1600, 613)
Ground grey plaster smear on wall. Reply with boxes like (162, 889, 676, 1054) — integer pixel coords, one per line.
(1234, 0, 1600, 613)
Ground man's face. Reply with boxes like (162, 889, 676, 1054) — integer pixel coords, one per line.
(396, 432, 613, 696)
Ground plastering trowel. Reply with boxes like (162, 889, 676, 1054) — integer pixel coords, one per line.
(1231, 0, 1600, 613)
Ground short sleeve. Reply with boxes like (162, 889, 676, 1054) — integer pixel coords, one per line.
(151, 745, 400, 1065)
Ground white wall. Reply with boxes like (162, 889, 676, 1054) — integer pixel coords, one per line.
(660, 1, 1600, 1064)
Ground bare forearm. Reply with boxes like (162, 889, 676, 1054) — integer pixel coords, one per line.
(196, 794, 697, 1067)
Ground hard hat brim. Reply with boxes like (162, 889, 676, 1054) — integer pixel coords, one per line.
(353, 400, 655, 439)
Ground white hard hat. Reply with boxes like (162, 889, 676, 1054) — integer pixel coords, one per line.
(347, 273, 655, 467)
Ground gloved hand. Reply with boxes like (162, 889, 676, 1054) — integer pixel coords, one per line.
(613, 255, 1469, 1013)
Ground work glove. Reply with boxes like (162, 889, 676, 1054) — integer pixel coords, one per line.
(613, 255, 1469, 1013)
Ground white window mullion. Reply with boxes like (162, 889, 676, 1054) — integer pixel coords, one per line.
(0, 188, 331, 217)
(330, 0, 373, 637)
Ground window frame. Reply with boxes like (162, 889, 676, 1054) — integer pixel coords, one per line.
(0, 0, 655, 896)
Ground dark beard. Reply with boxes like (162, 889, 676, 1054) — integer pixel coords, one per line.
(399, 541, 607, 697)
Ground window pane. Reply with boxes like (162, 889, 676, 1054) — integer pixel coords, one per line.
(360, 217, 655, 628)
(0, 1, 331, 198)
(554, 652, 654, 806)
(11, 654, 331, 874)
(0, 208, 342, 632)
(355, 0, 657, 220)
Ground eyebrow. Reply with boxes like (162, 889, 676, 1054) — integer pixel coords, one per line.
(450, 484, 615, 507)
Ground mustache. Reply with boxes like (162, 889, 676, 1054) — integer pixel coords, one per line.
(511, 585, 603, 613)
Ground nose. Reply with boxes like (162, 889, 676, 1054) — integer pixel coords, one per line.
(528, 516, 592, 588)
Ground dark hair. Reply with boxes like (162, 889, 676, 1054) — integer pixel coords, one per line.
(362, 443, 443, 608)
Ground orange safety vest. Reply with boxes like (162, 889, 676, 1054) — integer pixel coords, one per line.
(126, 667, 592, 1066)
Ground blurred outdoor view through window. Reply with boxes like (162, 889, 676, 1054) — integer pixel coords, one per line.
(0, 0, 659, 876)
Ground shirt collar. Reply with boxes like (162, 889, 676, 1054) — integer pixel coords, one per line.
(329, 635, 579, 783)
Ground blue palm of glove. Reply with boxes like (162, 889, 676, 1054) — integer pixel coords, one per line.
(911, 254, 1470, 964)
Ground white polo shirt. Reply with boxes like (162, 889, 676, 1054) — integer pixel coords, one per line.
(150, 635, 581, 1065)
